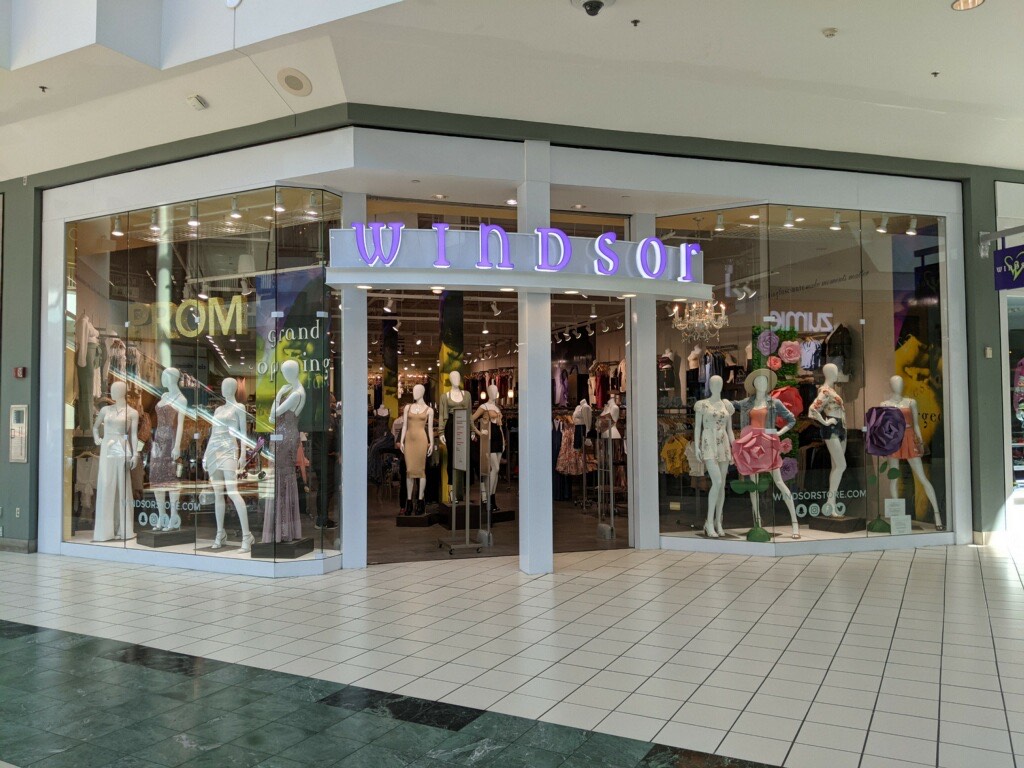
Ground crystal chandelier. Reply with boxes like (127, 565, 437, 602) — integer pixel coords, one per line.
(672, 294, 728, 343)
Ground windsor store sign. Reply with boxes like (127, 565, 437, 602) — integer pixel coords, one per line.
(329, 224, 707, 295)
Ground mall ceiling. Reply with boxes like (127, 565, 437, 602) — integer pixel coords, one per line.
(1, 0, 1022, 181)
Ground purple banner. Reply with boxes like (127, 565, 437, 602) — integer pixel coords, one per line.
(995, 244, 1024, 291)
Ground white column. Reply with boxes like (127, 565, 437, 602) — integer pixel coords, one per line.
(517, 140, 554, 574)
(339, 192, 369, 569)
(628, 214, 661, 549)
(339, 285, 368, 569)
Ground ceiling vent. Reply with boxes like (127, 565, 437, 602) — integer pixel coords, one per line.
(277, 68, 313, 97)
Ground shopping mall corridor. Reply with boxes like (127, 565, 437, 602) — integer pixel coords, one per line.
(0, 545, 1021, 768)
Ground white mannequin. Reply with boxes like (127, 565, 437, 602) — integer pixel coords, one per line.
(882, 375, 943, 530)
(400, 384, 435, 509)
(694, 375, 735, 538)
(153, 368, 187, 531)
(92, 381, 139, 542)
(439, 371, 465, 446)
(746, 374, 801, 539)
(686, 345, 703, 370)
(472, 384, 504, 509)
(269, 359, 307, 424)
(808, 363, 847, 517)
(599, 394, 621, 439)
(205, 378, 254, 552)
(572, 399, 593, 431)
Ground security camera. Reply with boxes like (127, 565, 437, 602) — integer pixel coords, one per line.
(571, 0, 615, 17)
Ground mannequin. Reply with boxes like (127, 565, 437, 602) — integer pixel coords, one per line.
(732, 369, 801, 539)
(881, 375, 943, 530)
(204, 378, 254, 552)
(439, 370, 469, 504)
(694, 375, 735, 538)
(92, 381, 139, 542)
(599, 394, 621, 439)
(150, 368, 187, 530)
(572, 398, 593, 449)
(472, 384, 504, 512)
(399, 384, 434, 515)
(808, 363, 847, 517)
(264, 360, 306, 543)
(76, 314, 101, 431)
(554, 365, 568, 407)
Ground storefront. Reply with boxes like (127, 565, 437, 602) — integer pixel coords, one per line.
(37, 127, 971, 576)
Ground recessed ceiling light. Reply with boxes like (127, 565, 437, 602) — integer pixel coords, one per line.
(411, 179, 421, 184)
(749, 213, 760, 220)
(432, 194, 448, 200)
(564, 290, 579, 295)
(499, 287, 515, 292)
(572, 204, 586, 210)
(277, 67, 313, 96)
(951, 0, 984, 9)
(622, 293, 637, 298)
(505, 198, 518, 206)
(431, 286, 445, 295)
(794, 215, 805, 223)
(356, 284, 373, 290)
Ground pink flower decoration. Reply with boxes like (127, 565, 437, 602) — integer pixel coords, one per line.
(779, 340, 801, 364)
(767, 355, 782, 371)
(780, 438, 793, 454)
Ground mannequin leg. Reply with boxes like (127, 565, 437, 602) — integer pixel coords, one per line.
(116, 461, 130, 539)
(164, 489, 181, 530)
(715, 461, 728, 535)
(221, 473, 253, 550)
(822, 436, 847, 516)
(746, 476, 761, 528)
(704, 461, 724, 537)
(908, 458, 943, 529)
(770, 469, 801, 538)
(488, 454, 500, 510)
(888, 458, 901, 502)
(406, 477, 416, 513)
(153, 489, 167, 529)
(211, 476, 227, 547)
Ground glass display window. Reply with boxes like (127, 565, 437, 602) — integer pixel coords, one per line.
(656, 204, 948, 546)
(62, 187, 342, 562)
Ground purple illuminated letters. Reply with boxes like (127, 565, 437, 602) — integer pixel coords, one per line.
(353, 222, 404, 266)
(535, 228, 572, 272)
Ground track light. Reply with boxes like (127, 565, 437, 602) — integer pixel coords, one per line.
(601, 321, 610, 333)
(306, 193, 318, 217)
(876, 215, 889, 234)
(906, 217, 918, 236)
(951, 0, 984, 9)
(111, 216, 124, 237)
(394, 319, 402, 332)
(714, 213, 725, 232)
(668, 304, 678, 317)
(783, 208, 795, 228)
(230, 196, 242, 219)
(415, 338, 422, 346)
(188, 203, 199, 228)
(572, 328, 581, 339)
(482, 322, 490, 335)
(563, 330, 571, 340)
(383, 298, 394, 313)
(149, 211, 160, 232)
(273, 191, 285, 213)
(491, 301, 501, 317)
(589, 304, 598, 319)
(615, 319, 624, 330)
(587, 324, 595, 337)
(198, 283, 209, 300)
(830, 211, 842, 231)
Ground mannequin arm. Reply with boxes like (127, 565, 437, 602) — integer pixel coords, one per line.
(275, 390, 303, 418)
(427, 408, 435, 456)
(774, 399, 796, 437)
(172, 398, 186, 460)
(76, 319, 89, 368)
(470, 405, 486, 437)
(693, 411, 704, 459)
(92, 407, 104, 445)
(129, 410, 140, 469)
(910, 399, 924, 441)
(398, 405, 409, 452)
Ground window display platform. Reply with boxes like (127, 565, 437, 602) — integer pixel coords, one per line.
(61, 531, 341, 577)
(661, 526, 953, 556)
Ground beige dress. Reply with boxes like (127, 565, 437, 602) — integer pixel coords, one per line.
(404, 407, 430, 479)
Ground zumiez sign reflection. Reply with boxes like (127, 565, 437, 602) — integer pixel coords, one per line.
(331, 223, 702, 284)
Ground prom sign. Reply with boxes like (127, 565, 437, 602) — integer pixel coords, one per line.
(995, 244, 1024, 291)
(329, 224, 708, 297)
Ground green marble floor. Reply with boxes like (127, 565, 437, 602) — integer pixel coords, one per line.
(0, 620, 768, 768)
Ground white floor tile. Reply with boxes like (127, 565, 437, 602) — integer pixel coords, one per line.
(785, 743, 861, 768)
(655, 721, 727, 753)
(717, 731, 791, 766)
(540, 701, 609, 730)
(595, 711, 665, 742)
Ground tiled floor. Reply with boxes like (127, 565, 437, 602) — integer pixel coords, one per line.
(0, 544, 1022, 767)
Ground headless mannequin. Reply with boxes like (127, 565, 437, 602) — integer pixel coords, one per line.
(746, 374, 801, 539)
(882, 375, 943, 530)
(400, 384, 434, 514)
(92, 381, 139, 541)
(265, 359, 306, 542)
(439, 370, 467, 504)
(472, 384, 504, 511)
(153, 368, 187, 531)
(694, 375, 734, 538)
(600, 395, 621, 439)
(206, 378, 254, 552)
(808, 363, 847, 517)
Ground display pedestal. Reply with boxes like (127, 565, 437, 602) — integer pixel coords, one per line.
(137, 528, 196, 548)
(395, 511, 439, 527)
(809, 515, 866, 534)
(250, 538, 314, 559)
